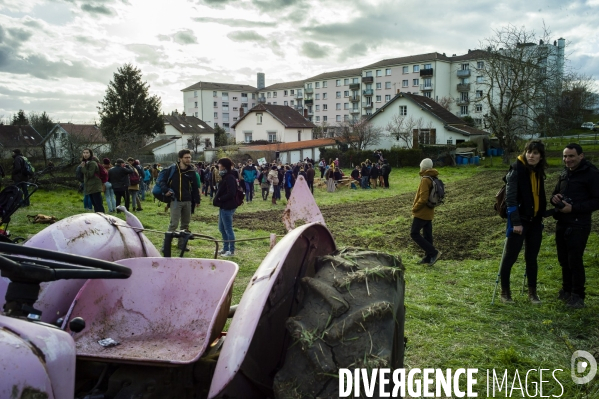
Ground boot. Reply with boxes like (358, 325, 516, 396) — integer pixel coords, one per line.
(272, 196, 276, 205)
(500, 288, 513, 304)
(528, 287, 541, 304)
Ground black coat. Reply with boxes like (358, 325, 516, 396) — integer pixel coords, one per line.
(160, 164, 200, 203)
(552, 159, 599, 226)
(213, 173, 238, 210)
(506, 160, 547, 226)
(108, 165, 134, 190)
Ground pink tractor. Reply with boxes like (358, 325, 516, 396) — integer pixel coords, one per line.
(0, 178, 405, 398)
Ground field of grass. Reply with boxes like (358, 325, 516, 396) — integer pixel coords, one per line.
(4, 157, 599, 398)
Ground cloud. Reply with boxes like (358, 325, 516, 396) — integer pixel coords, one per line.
(252, 0, 304, 12)
(173, 29, 197, 45)
(126, 44, 167, 66)
(192, 16, 276, 28)
(227, 30, 268, 43)
(338, 42, 369, 62)
(300, 41, 329, 59)
(80, 3, 114, 15)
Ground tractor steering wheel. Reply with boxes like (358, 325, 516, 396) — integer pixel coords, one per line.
(0, 242, 131, 283)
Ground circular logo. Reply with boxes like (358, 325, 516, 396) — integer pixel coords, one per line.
(571, 350, 597, 384)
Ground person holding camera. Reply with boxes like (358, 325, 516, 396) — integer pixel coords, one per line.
(499, 141, 548, 304)
(550, 143, 599, 309)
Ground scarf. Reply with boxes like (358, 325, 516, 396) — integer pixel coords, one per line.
(518, 155, 539, 216)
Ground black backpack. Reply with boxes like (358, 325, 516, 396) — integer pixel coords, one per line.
(0, 185, 23, 223)
(423, 176, 446, 208)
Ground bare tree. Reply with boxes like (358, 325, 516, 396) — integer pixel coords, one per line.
(436, 96, 454, 111)
(334, 118, 383, 150)
(53, 124, 107, 163)
(385, 114, 424, 149)
(476, 25, 565, 161)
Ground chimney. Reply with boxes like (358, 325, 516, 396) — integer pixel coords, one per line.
(257, 72, 265, 90)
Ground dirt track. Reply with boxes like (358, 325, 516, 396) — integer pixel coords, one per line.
(193, 169, 598, 261)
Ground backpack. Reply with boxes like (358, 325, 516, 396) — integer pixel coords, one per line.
(235, 178, 245, 207)
(423, 176, 445, 208)
(75, 165, 84, 183)
(0, 185, 23, 223)
(21, 156, 35, 177)
(494, 171, 510, 218)
(152, 166, 177, 203)
(96, 164, 108, 183)
(129, 168, 140, 185)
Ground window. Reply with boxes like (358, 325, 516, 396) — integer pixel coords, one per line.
(252, 93, 256, 99)
(424, 63, 431, 69)
(336, 115, 341, 122)
(194, 112, 198, 117)
(233, 107, 238, 111)
(477, 61, 484, 69)
(365, 71, 372, 77)
(447, 139, 453, 145)
(323, 104, 328, 110)
(315, 82, 320, 88)
(222, 92, 229, 100)
(376, 82, 382, 89)
(315, 93, 320, 100)
(222, 102, 229, 111)
(244, 132, 252, 142)
(385, 81, 391, 89)
(194, 101, 198, 107)
(419, 130, 430, 144)
(461, 63, 469, 70)
(214, 112, 218, 119)
(194, 90, 197, 97)
(222, 113, 229, 122)
(336, 91, 341, 98)
(423, 78, 432, 88)
(336, 79, 341, 86)
(344, 115, 349, 121)
(476, 104, 483, 112)
(284, 90, 288, 96)
(213, 91, 217, 97)
(290, 100, 294, 106)
(323, 81, 327, 88)
(376, 70, 382, 77)
(424, 92, 431, 98)
(268, 132, 277, 142)
(323, 116, 328, 122)
(273, 92, 277, 97)
(257, 113, 263, 124)
(460, 92, 469, 101)
(403, 66, 408, 74)
(413, 65, 419, 72)
(476, 76, 483, 83)
(232, 96, 238, 101)
(344, 78, 349, 85)
(323, 93, 327, 100)
(386, 68, 391, 75)
(213, 101, 218, 107)
(399, 106, 407, 116)
(344, 103, 349, 110)
(315, 116, 320, 122)
(376, 95, 382, 102)
(352, 78, 359, 83)
(413, 79, 419, 86)
(385, 95, 391, 102)
(290, 89, 294, 95)
(284, 101, 288, 106)
(306, 83, 312, 88)
(476, 90, 483, 98)
(402, 80, 408, 87)
(344, 90, 349, 97)
(315, 105, 320, 111)
(336, 103, 341, 110)
(460, 106, 469, 115)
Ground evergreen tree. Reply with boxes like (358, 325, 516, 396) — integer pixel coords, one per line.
(29, 111, 55, 137)
(214, 124, 228, 147)
(12, 109, 29, 125)
(98, 64, 164, 154)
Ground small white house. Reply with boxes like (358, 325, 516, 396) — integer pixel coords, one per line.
(157, 112, 215, 153)
(232, 103, 315, 144)
(367, 93, 489, 149)
(42, 123, 109, 160)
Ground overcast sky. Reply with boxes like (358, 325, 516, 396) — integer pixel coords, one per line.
(0, 0, 597, 124)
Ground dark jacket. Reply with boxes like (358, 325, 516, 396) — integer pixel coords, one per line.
(381, 163, 391, 177)
(361, 165, 369, 177)
(351, 169, 360, 180)
(12, 155, 26, 182)
(506, 160, 547, 226)
(108, 164, 134, 190)
(213, 173, 238, 210)
(370, 165, 380, 178)
(306, 168, 315, 182)
(552, 159, 599, 227)
(159, 163, 200, 203)
(82, 160, 103, 195)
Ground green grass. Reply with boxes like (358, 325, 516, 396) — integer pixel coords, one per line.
(5, 162, 599, 397)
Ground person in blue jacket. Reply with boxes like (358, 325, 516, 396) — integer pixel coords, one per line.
(241, 159, 257, 203)
(284, 165, 295, 200)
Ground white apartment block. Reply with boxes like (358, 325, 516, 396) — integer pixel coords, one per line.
(181, 39, 565, 140)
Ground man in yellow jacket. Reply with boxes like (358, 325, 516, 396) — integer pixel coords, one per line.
(411, 158, 442, 265)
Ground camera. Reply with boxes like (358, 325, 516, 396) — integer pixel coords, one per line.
(555, 196, 573, 209)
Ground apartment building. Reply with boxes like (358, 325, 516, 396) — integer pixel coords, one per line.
(181, 39, 565, 140)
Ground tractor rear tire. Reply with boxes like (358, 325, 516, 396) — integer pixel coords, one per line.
(273, 247, 405, 399)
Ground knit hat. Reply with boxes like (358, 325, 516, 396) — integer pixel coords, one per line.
(115, 158, 125, 164)
(420, 158, 433, 171)
(102, 158, 110, 165)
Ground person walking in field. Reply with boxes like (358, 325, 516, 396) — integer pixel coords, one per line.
(410, 158, 441, 266)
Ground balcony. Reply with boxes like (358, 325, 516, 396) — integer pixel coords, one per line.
(304, 99, 314, 105)
(307, 109, 313, 115)
(363, 89, 374, 96)
(349, 95, 360, 103)
(258, 97, 266, 103)
(457, 83, 471, 91)
(362, 102, 373, 109)
(362, 76, 374, 83)
(419, 83, 433, 91)
(295, 92, 303, 99)
(304, 87, 314, 94)
(456, 98, 470, 106)
(241, 97, 248, 102)
(420, 68, 434, 77)
(295, 104, 304, 110)
(457, 69, 471, 77)
(349, 83, 360, 91)
(350, 109, 361, 115)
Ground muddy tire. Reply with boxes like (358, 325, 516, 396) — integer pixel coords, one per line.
(273, 248, 405, 399)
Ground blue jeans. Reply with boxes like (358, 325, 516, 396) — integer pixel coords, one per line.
(218, 208, 236, 253)
(140, 181, 147, 201)
(83, 190, 93, 210)
(104, 182, 116, 212)
(273, 185, 281, 200)
(244, 181, 254, 202)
